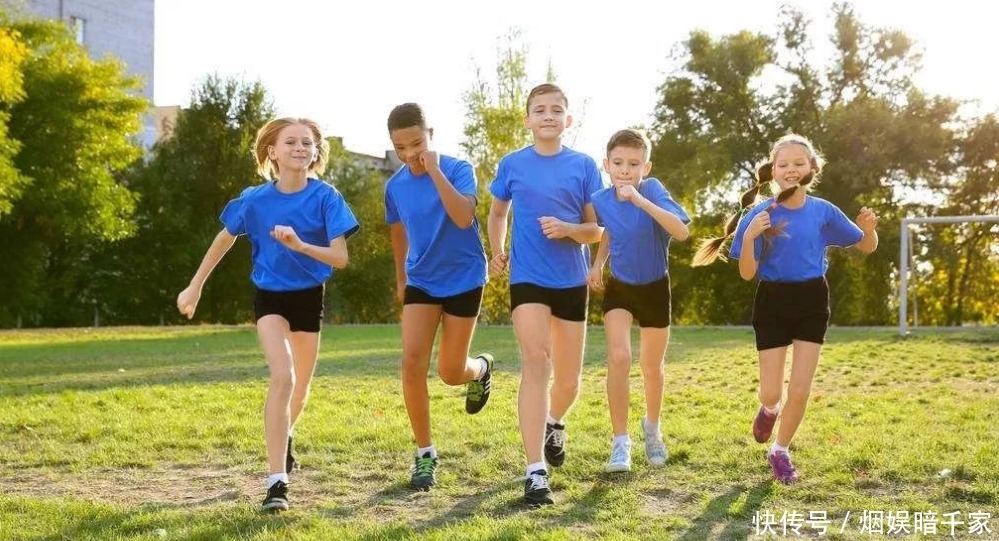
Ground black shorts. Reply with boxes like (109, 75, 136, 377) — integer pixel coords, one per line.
(509, 283, 588, 322)
(403, 285, 483, 318)
(602, 275, 672, 328)
(752, 277, 830, 351)
(254, 285, 324, 333)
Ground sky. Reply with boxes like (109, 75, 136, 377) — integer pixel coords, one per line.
(155, 0, 999, 165)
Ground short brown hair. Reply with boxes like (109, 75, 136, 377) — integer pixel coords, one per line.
(253, 117, 329, 180)
(526, 83, 568, 113)
(606, 129, 651, 161)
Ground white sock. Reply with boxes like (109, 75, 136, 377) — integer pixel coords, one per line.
(526, 461, 547, 477)
(417, 444, 437, 459)
(288, 426, 295, 437)
(547, 414, 562, 426)
(763, 403, 780, 415)
(472, 356, 488, 379)
(612, 434, 631, 447)
(643, 417, 661, 436)
(266, 473, 288, 488)
(769, 442, 789, 456)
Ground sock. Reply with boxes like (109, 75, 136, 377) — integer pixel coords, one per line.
(288, 425, 295, 437)
(612, 434, 631, 447)
(769, 442, 789, 456)
(266, 473, 288, 488)
(642, 417, 661, 436)
(526, 461, 547, 477)
(417, 444, 437, 459)
(763, 403, 780, 415)
(472, 356, 488, 380)
(547, 414, 563, 427)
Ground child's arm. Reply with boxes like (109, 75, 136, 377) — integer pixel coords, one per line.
(389, 222, 408, 303)
(853, 207, 879, 254)
(487, 198, 511, 276)
(538, 204, 603, 244)
(618, 185, 690, 241)
(422, 151, 476, 229)
(738, 212, 770, 281)
(271, 226, 349, 269)
(587, 230, 611, 293)
(177, 228, 237, 319)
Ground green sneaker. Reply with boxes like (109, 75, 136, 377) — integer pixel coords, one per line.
(410, 452, 438, 491)
(465, 353, 493, 414)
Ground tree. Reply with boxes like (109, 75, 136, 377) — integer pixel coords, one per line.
(0, 18, 147, 327)
(0, 24, 27, 216)
(650, 3, 958, 325)
(105, 76, 274, 325)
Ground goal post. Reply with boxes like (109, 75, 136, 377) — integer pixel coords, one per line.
(899, 215, 999, 336)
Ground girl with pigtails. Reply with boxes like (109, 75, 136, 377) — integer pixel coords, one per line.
(692, 134, 879, 483)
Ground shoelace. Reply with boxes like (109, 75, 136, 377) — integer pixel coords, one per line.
(546, 428, 566, 447)
(527, 473, 550, 491)
(414, 456, 436, 475)
(611, 444, 630, 464)
(772, 453, 796, 476)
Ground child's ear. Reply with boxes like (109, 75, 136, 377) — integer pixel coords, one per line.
(428, 127, 434, 140)
(603, 158, 611, 173)
(642, 162, 653, 176)
(565, 114, 574, 129)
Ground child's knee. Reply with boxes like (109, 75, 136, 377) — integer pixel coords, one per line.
(607, 347, 631, 372)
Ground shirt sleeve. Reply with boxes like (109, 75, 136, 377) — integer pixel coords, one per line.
(820, 201, 863, 247)
(582, 157, 604, 204)
(489, 157, 512, 201)
(219, 189, 250, 236)
(324, 189, 360, 243)
(728, 207, 763, 260)
(452, 160, 478, 199)
(384, 183, 400, 225)
(647, 181, 691, 224)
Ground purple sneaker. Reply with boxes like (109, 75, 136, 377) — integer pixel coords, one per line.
(768, 450, 799, 484)
(752, 406, 778, 443)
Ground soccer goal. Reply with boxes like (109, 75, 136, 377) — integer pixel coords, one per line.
(898, 215, 999, 336)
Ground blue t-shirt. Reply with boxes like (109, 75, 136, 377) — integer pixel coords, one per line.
(220, 178, 360, 291)
(592, 178, 691, 285)
(384, 155, 487, 297)
(729, 195, 863, 282)
(489, 146, 605, 288)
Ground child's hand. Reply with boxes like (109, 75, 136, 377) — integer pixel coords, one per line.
(395, 280, 406, 304)
(744, 212, 770, 240)
(616, 184, 643, 205)
(489, 252, 508, 277)
(538, 216, 572, 239)
(587, 266, 604, 293)
(271, 225, 305, 251)
(856, 207, 879, 233)
(419, 150, 441, 175)
(176, 285, 201, 319)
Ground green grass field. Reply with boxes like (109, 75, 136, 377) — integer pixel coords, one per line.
(0, 325, 997, 540)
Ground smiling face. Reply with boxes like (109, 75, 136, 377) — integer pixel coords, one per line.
(524, 91, 571, 142)
(268, 123, 318, 174)
(389, 125, 432, 176)
(771, 143, 815, 191)
(604, 145, 652, 189)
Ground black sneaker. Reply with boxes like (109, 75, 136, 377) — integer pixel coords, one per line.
(286, 436, 298, 473)
(261, 481, 289, 512)
(465, 353, 494, 414)
(544, 422, 567, 467)
(410, 452, 438, 491)
(524, 469, 554, 507)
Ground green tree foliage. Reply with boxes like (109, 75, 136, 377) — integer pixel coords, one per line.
(105, 76, 273, 325)
(320, 140, 396, 323)
(0, 18, 147, 327)
(651, 3, 959, 325)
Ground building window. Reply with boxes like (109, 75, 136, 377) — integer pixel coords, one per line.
(70, 16, 85, 44)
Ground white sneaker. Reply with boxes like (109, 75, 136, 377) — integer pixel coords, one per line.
(643, 425, 668, 467)
(605, 440, 632, 472)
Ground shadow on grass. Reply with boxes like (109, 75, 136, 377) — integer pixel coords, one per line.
(673, 481, 774, 541)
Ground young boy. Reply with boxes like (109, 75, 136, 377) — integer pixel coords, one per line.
(587, 129, 690, 473)
(487, 83, 604, 506)
(384, 103, 494, 491)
